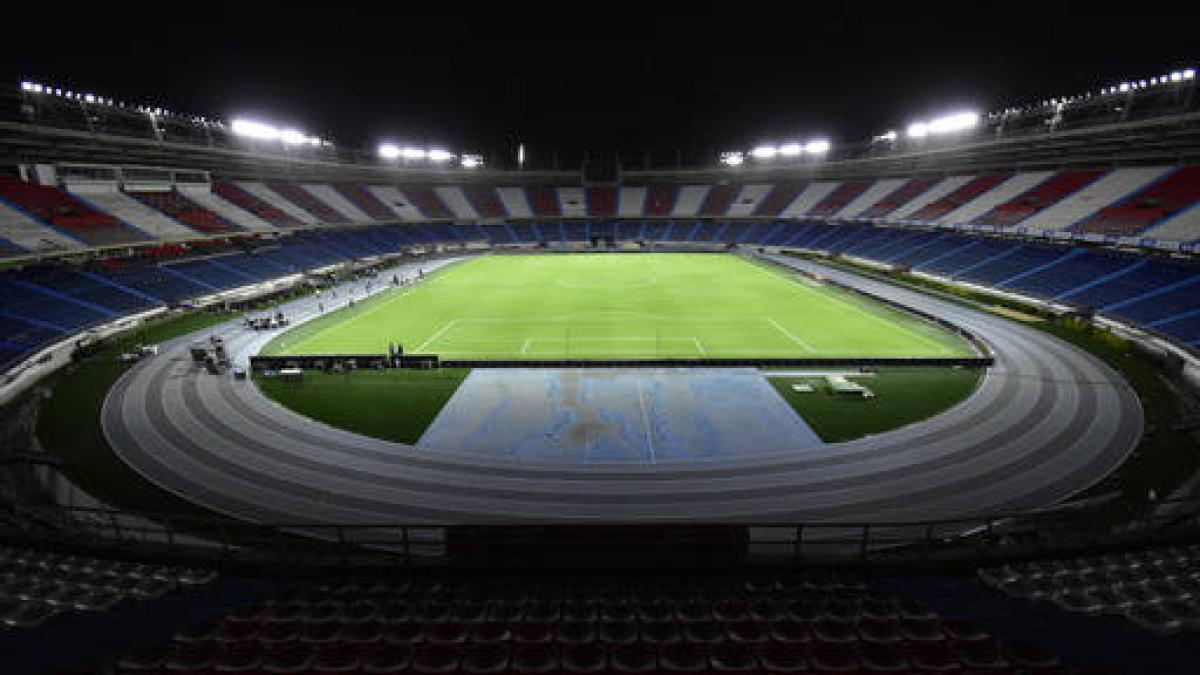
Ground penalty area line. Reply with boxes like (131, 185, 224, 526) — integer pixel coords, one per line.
(766, 318, 815, 353)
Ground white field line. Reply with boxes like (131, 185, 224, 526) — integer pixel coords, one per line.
(414, 319, 460, 352)
(692, 337, 707, 354)
(747, 260, 956, 354)
(766, 318, 815, 353)
(520, 338, 532, 354)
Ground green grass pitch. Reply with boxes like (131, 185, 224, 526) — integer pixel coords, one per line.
(263, 253, 976, 359)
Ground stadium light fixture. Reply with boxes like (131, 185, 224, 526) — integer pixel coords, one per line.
(719, 151, 745, 167)
(778, 143, 803, 157)
(750, 145, 778, 159)
(907, 111, 978, 139)
(378, 143, 401, 159)
(400, 147, 426, 160)
(460, 154, 484, 169)
(1185, 69, 1196, 80)
(279, 129, 309, 145)
(873, 130, 898, 143)
(232, 118, 322, 146)
(231, 118, 281, 140)
(427, 149, 455, 163)
(804, 139, 831, 154)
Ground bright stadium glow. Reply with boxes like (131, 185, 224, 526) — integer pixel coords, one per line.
(278, 129, 308, 145)
(400, 147, 426, 160)
(1185, 69, 1197, 80)
(377, 143, 401, 159)
(427, 149, 456, 163)
(719, 151, 745, 166)
(231, 119, 278, 140)
(778, 143, 803, 157)
(873, 130, 899, 143)
(907, 112, 978, 139)
(804, 139, 831, 154)
(231, 118, 324, 147)
(750, 145, 778, 159)
(460, 154, 484, 169)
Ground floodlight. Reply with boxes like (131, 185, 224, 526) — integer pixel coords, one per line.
(926, 111, 978, 134)
(804, 139, 831, 154)
(32, 84, 43, 93)
(1185, 69, 1196, 80)
(84, 94, 96, 103)
(906, 123, 928, 139)
(719, 151, 745, 166)
(461, 154, 484, 169)
(378, 143, 401, 159)
(20, 81, 33, 92)
(1171, 71, 1183, 82)
(400, 147, 426, 160)
(750, 145, 778, 159)
(778, 143, 802, 157)
(427, 149, 455, 163)
(279, 129, 308, 145)
(231, 119, 280, 140)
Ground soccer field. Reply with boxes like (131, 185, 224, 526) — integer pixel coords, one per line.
(263, 253, 975, 359)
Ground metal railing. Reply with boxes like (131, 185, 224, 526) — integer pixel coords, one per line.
(4, 497, 1198, 571)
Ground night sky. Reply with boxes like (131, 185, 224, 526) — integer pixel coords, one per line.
(2, 2, 1193, 163)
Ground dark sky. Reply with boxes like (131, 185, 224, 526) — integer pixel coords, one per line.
(2, 1, 1193, 163)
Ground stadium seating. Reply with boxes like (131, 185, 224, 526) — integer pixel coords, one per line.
(1018, 167, 1171, 234)
(176, 185, 277, 232)
(807, 180, 872, 217)
(586, 187, 617, 217)
(1074, 166, 1200, 237)
(971, 170, 1104, 228)
(125, 189, 242, 234)
(752, 183, 806, 217)
(397, 186, 454, 220)
(859, 177, 940, 219)
(836, 178, 906, 218)
(212, 181, 305, 228)
(979, 544, 1200, 635)
(66, 184, 197, 240)
(0, 176, 142, 246)
(524, 186, 561, 217)
(895, 175, 996, 222)
(672, 186, 709, 217)
(432, 186, 481, 220)
(115, 570, 1067, 675)
(0, 546, 216, 629)
(0, 199, 79, 254)
(698, 184, 738, 217)
(462, 185, 507, 219)
(644, 185, 678, 216)
(268, 182, 352, 223)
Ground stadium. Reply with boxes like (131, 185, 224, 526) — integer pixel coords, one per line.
(2, 10, 1200, 673)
